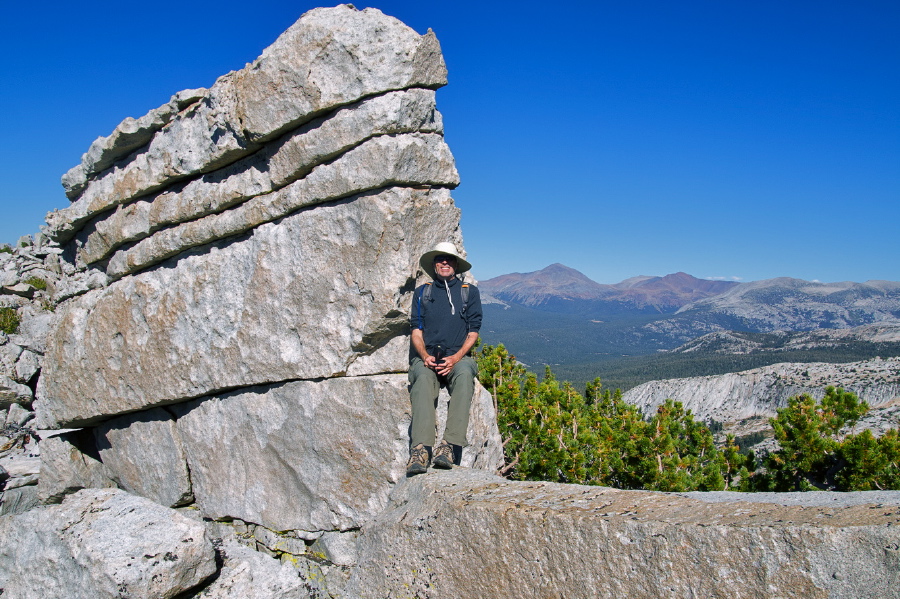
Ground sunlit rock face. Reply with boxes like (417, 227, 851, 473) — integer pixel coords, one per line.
(34, 4, 502, 538)
(348, 469, 900, 599)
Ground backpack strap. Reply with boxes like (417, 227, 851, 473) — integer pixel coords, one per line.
(415, 282, 432, 329)
(418, 281, 468, 318)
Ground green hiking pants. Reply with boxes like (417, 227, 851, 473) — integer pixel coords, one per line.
(408, 355, 478, 448)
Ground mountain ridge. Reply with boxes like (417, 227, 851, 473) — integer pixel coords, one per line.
(478, 264, 900, 390)
(481, 264, 900, 328)
(481, 265, 739, 314)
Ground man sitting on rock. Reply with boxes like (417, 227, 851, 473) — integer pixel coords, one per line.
(406, 242, 482, 476)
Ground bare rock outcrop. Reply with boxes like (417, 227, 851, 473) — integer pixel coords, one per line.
(39, 185, 458, 427)
(622, 356, 900, 423)
(0, 488, 216, 599)
(348, 468, 900, 599)
(30, 3, 502, 554)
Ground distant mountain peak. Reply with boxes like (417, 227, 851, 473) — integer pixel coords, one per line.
(480, 264, 610, 307)
(481, 265, 740, 313)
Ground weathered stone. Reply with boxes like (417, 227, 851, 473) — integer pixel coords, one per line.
(0, 488, 216, 599)
(310, 531, 359, 566)
(0, 455, 39, 479)
(11, 303, 55, 355)
(230, 6, 446, 143)
(171, 374, 500, 535)
(61, 89, 208, 199)
(14, 349, 40, 383)
(104, 132, 458, 279)
(79, 88, 444, 267)
(47, 5, 447, 242)
(50, 267, 109, 303)
(251, 525, 308, 556)
(2, 282, 35, 298)
(348, 468, 900, 599)
(0, 295, 27, 309)
(37, 430, 116, 504)
(193, 540, 323, 599)
(95, 407, 193, 507)
(2, 472, 38, 490)
(172, 375, 411, 533)
(0, 375, 32, 408)
(0, 339, 23, 375)
(0, 485, 40, 516)
(5, 403, 33, 427)
(38, 186, 461, 428)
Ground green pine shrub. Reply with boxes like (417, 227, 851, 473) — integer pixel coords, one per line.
(476, 342, 751, 491)
(0, 307, 20, 335)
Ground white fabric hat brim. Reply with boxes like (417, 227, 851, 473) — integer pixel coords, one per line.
(419, 242, 472, 280)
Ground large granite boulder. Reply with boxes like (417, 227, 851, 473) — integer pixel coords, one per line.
(347, 469, 900, 599)
(0, 488, 216, 599)
(32, 3, 502, 556)
(38, 185, 459, 428)
(33, 5, 481, 436)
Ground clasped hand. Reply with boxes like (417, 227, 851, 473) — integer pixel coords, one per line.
(425, 354, 458, 376)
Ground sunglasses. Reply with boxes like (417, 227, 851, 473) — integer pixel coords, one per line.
(433, 255, 458, 264)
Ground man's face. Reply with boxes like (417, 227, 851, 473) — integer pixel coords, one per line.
(433, 254, 457, 280)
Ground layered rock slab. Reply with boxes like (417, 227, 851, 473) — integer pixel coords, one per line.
(348, 469, 900, 599)
(38, 186, 460, 428)
(173, 374, 412, 533)
(78, 88, 444, 270)
(39, 377, 502, 535)
(104, 131, 457, 279)
(51, 5, 448, 240)
(0, 488, 216, 599)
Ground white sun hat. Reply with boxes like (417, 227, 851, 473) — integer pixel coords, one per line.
(418, 242, 472, 280)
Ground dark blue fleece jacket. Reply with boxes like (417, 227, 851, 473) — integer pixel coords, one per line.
(409, 277, 482, 359)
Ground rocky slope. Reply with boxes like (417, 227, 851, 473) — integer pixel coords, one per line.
(678, 277, 900, 330)
(622, 356, 900, 424)
(0, 233, 69, 515)
(671, 322, 900, 354)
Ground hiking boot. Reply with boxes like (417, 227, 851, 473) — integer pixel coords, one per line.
(406, 443, 430, 476)
(432, 440, 455, 469)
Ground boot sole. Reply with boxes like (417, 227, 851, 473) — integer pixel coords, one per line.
(432, 456, 453, 469)
(406, 463, 428, 476)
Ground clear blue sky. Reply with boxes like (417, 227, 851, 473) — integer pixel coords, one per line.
(2, 1, 897, 284)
